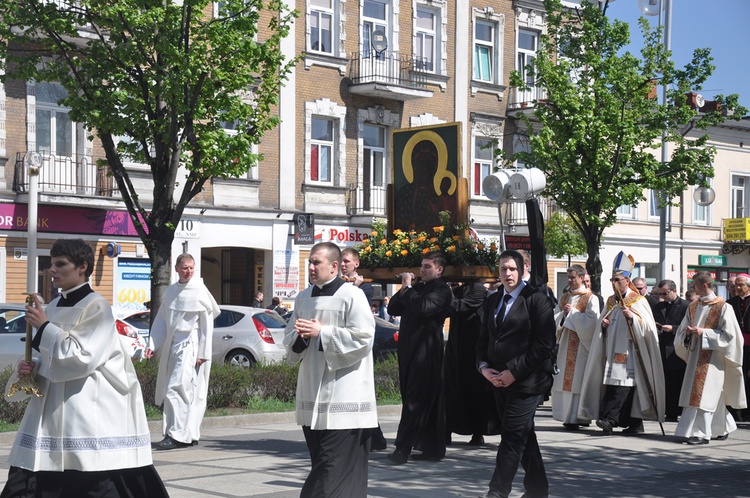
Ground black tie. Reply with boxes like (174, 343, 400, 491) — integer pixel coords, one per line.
(496, 293, 512, 328)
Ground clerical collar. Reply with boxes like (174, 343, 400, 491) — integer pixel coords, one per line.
(58, 282, 94, 307)
(311, 277, 345, 297)
(316, 276, 338, 290)
(700, 292, 717, 303)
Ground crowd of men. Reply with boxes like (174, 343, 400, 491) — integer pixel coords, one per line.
(4, 241, 747, 498)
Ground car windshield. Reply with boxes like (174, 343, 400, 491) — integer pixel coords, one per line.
(0, 308, 27, 334)
(253, 312, 286, 329)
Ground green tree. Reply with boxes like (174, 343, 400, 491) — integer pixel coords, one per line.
(510, 0, 747, 292)
(545, 212, 587, 266)
(0, 0, 297, 312)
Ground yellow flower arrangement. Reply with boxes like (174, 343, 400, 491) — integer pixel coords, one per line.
(356, 211, 499, 270)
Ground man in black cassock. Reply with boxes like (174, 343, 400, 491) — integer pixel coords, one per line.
(444, 281, 497, 445)
(386, 251, 453, 465)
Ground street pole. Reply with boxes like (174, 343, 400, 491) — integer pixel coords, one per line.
(657, 0, 672, 282)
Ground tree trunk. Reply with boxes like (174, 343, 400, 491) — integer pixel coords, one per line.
(147, 232, 174, 325)
(583, 229, 603, 294)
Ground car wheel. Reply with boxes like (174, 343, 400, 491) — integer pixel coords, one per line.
(225, 348, 256, 368)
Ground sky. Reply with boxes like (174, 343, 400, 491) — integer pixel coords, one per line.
(604, 0, 750, 114)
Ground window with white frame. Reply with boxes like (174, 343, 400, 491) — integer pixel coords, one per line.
(363, 0, 389, 58)
(35, 82, 73, 157)
(473, 137, 495, 197)
(415, 6, 438, 72)
(310, 0, 334, 54)
(218, 112, 259, 180)
(731, 174, 750, 219)
(363, 124, 386, 212)
(693, 179, 712, 224)
(473, 20, 495, 82)
(649, 190, 660, 218)
(616, 204, 635, 219)
(310, 117, 334, 183)
(517, 29, 539, 102)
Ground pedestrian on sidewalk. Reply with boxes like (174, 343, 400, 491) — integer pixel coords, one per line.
(145, 253, 221, 450)
(674, 271, 747, 445)
(284, 242, 377, 497)
(1, 238, 168, 498)
(477, 250, 557, 498)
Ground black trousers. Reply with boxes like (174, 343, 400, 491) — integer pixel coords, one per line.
(301, 427, 370, 498)
(0, 465, 168, 498)
(488, 390, 548, 498)
(600, 385, 640, 428)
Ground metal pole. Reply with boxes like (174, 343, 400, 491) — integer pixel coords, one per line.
(658, 0, 672, 282)
(27, 157, 41, 294)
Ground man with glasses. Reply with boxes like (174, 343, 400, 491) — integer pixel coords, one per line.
(579, 252, 665, 436)
(651, 280, 690, 422)
(726, 274, 750, 422)
(632, 277, 649, 296)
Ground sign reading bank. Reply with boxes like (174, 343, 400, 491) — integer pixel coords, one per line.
(0, 202, 143, 236)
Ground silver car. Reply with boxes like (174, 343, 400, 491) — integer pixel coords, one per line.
(0, 304, 32, 371)
(120, 306, 287, 368)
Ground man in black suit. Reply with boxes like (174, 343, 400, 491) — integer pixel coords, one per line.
(727, 273, 750, 421)
(650, 279, 689, 422)
(477, 250, 556, 498)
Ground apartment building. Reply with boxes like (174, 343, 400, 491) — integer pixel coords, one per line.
(0, 0, 747, 308)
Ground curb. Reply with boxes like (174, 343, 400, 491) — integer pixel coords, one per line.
(0, 405, 403, 446)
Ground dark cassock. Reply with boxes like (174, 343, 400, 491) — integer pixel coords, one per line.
(388, 277, 452, 458)
(650, 295, 689, 421)
(444, 282, 498, 442)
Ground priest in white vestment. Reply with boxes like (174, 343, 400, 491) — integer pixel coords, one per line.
(2, 238, 167, 497)
(674, 270, 747, 445)
(284, 242, 377, 498)
(146, 253, 220, 450)
(552, 265, 600, 429)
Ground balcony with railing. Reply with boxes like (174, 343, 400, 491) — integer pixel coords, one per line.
(507, 86, 548, 111)
(347, 183, 387, 217)
(348, 51, 433, 101)
(13, 152, 116, 197)
(503, 196, 559, 227)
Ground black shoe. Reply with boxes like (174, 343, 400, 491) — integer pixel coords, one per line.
(622, 424, 644, 435)
(562, 423, 580, 431)
(411, 452, 443, 461)
(152, 436, 191, 451)
(191, 440, 199, 446)
(386, 449, 409, 465)
(712, 433, 729, 441)
(371, 437, 387, 451)
(596, 419, 613, 435)
(468, 435, 485, 445)
(686, 436, 709, 445)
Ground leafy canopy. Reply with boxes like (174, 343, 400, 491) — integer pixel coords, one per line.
(510, 0, 747, 288)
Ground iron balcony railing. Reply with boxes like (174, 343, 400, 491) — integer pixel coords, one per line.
(349, 50, 428, 89)
(347, 183, 387, 216)
(13, 152, 116, 197)
(507, 86, 548, 110)
(504, 197, 559, 227)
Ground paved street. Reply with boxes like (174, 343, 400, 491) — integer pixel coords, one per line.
(1, 403, 749, 497)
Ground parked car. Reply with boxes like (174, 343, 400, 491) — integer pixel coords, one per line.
(0, 304, 32, 371)
(118, 306, 288, 368)
(372, 315, 399, 360)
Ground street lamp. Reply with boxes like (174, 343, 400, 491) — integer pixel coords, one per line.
(25, 151, 43, 294)
(637, 0, 671, 282)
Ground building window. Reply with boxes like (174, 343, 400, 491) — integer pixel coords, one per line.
(473, 20, 495, 82)
(616, 204, 635, 219)
(415, 7, 437, 72)
(649, 190, 660, 219)
(693, 179, 712, 225)
(310, 117, 334, 183)
(517, 29, 539, 103)
(310, 0, 334, 54)
(35, 82, 73, 157)
(363, 124, 386, 212)
(473, 137, 495, 197)
(363, 0, 389, 58)
(732, 174, 750, 219)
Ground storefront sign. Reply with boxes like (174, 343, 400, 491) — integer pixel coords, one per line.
(699, 255, 726, 266)
(0, 202, 144, 236)
(114, 258, 151, 311)
(723, 218, 750, 241)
